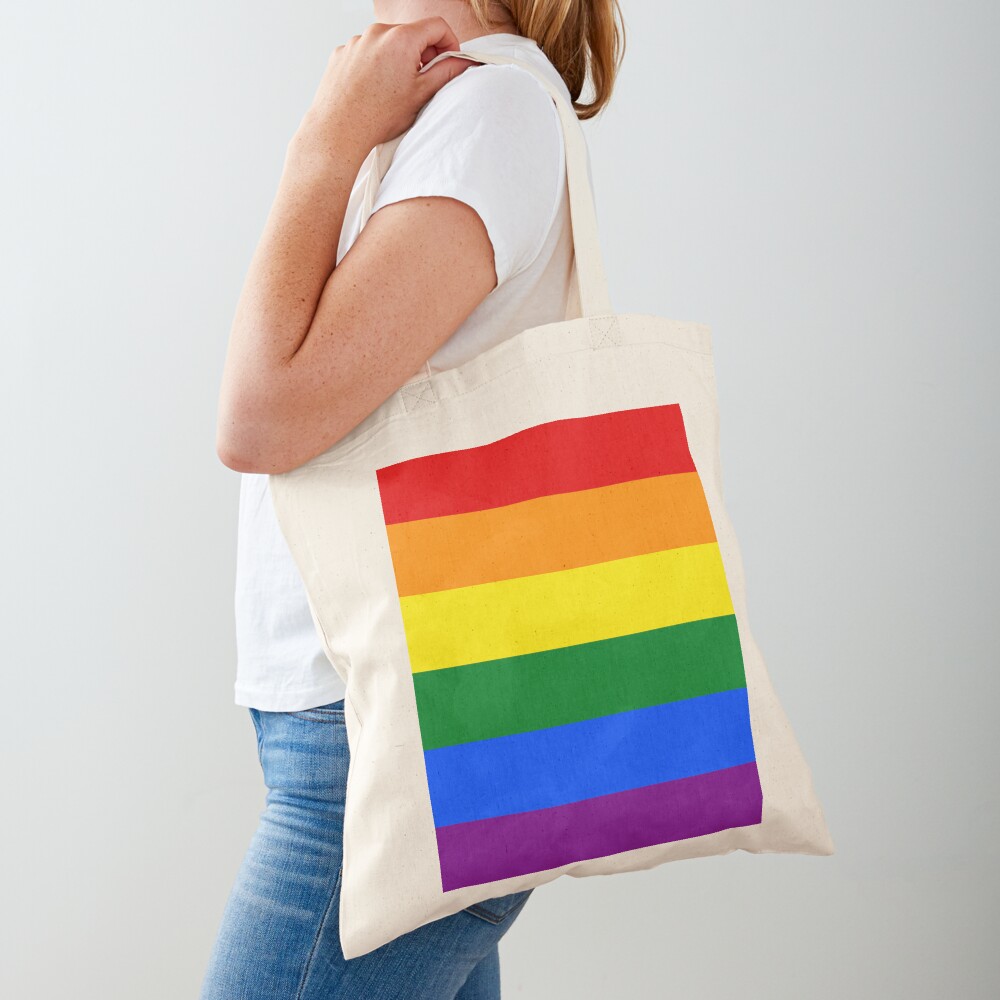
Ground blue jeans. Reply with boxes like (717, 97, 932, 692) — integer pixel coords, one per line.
(199, 699, 534, 999)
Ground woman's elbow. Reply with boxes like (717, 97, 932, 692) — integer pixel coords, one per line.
(216, 438, 254, 474)
(215, 389, 275, 474)
(216, 396, 349, 475)
(216, 420, 262, 474)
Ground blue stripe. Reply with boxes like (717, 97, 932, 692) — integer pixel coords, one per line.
(423, 687, 757, 827)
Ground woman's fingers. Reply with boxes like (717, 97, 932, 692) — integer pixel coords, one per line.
(302, 16, 475, 151)
(415, 50, 476, 98)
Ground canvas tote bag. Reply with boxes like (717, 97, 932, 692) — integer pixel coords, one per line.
(268, 47, 835, 959)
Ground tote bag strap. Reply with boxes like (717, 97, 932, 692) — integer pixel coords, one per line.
(359, 48, 613, 321)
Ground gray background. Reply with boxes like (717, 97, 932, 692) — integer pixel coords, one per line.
(2, 1, 997, 997)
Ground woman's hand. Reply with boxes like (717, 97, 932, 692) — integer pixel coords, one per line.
(296, 17, 476, 155)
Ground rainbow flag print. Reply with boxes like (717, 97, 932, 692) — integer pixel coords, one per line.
(375, 403, 763, 892)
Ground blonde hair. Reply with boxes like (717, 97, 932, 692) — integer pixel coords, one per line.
(466, 0, 626, 120)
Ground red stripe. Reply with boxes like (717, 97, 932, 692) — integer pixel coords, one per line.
(376, 403, 696, 525)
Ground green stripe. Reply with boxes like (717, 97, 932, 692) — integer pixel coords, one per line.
(412, 614, 747, 750)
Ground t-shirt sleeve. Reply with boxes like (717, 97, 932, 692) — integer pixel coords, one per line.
(368, 63, 564, 290)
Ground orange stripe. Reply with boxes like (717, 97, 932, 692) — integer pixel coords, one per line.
(385, 471, 717, 598)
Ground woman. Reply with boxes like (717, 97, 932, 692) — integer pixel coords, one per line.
(204, 1, 623, 996)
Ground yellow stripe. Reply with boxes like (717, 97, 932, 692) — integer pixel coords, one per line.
(401, 542, 735, 673)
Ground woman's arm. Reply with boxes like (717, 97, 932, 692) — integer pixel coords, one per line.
(216, 19, 494, 475)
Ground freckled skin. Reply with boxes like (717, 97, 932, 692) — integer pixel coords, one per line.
(217, 4, 519, 475)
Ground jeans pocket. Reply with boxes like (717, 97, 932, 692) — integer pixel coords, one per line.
(463, 887, 534, 925)
(288, 699, 346, 723)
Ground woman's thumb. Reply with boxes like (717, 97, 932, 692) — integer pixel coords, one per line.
(417, 51, 476, 96)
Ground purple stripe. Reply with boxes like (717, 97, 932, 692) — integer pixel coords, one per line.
(436, 761, 763, 892)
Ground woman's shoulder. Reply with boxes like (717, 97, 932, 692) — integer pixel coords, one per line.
(418, 54, 563, 133)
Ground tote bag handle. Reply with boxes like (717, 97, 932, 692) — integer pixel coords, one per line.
(361, 48, 613, 320)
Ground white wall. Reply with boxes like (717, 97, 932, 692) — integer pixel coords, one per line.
(1, 1, 996, 996)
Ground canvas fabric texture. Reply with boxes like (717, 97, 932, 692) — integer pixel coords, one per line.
(267, 48, 835, 960)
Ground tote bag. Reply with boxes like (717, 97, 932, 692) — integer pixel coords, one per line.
(268, 48, 835, 959)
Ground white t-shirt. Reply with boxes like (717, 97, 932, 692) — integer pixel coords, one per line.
(233, 32, 586, 710)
